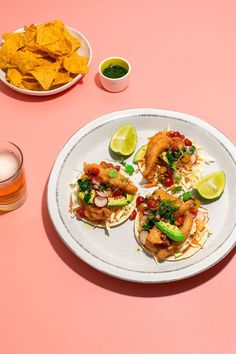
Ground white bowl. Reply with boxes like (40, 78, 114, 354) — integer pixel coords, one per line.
(98, 56, 131, 92)
(0, 25, 92, 96)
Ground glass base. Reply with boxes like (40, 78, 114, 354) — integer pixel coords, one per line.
(0, 192, 27, 212)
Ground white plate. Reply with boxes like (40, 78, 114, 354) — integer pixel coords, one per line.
(47, 108, 236, 282)
(0, 25, 92, 96)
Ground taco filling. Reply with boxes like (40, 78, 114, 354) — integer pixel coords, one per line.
(134, 130, 213, 191)
(70, 161, 138, 227)
(135, 189, 211, 261)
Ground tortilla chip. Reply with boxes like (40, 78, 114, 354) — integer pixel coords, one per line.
(6, 67, 23, 87)
(44, 34, 71, 56)
(64, 29, 81, 53)
(63, 52, 88, 74)
(10, 50, 38, 74)
(22, 79, 42, 90)
(0, 33, 26, 69)
(36, 21, 63, 46)
(23, 24, 37, 43)
(30, 61, 60, 89)
(51, 70, 73, 87)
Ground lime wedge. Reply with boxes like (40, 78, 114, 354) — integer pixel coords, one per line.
(194, 170, 226, 199)
(132, 144, 147, 164)
(110, 124, 137, 156)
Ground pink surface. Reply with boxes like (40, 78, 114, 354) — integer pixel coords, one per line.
(0, 1, 235, 353)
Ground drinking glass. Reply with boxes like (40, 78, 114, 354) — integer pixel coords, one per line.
(0, 141, 27, 211)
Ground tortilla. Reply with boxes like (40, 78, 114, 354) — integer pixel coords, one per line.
(77, 197, 137, 228)
(134, 213, 210, 261)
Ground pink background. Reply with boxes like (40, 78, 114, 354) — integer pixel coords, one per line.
(0, 1, 235, 353)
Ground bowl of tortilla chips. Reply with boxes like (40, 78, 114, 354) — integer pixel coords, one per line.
(0, 20, 92, 96)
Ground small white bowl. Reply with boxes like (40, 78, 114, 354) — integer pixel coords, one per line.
(98, 56, 131, 93)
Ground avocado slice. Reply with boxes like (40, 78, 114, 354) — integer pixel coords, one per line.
(156, 221, 185, 242)
(78, 190, 134, 206)
(132, 144, 147, 164)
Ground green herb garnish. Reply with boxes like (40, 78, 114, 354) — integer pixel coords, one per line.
(174, 176, 182, 183)
(100, 182, 110, 191)
(143, 220, 155, 230)
(108, 169, 118, 178)
(183, 191, 192, 201)
(158, 199, 178, 223)
(84, 192, 92, 203)
(77, 179, 92, 192)
(77, 178, 93, 204)
(125, 165, 135, 175)
(171, 186, 183, 194)
(119, 159, 135, 175)
(188, 146, 196, 155)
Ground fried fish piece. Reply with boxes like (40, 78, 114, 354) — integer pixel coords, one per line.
(83, 163, 138, 195)
(180, 212, 194, 241)
(143, 132, 172, 181)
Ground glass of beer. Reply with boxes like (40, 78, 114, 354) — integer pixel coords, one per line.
(0, 141, 27, 211)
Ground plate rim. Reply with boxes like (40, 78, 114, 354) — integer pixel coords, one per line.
(47, 108, 236, 282)
(0, 24, 92, 96)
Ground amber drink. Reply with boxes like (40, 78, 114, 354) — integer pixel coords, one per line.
(0, 142, 27, 211)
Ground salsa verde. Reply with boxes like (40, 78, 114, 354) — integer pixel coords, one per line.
(102, 64, 128, 78)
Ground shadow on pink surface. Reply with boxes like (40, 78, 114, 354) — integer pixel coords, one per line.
(0, 79, 85, 102)
(42, 184, 235, 296)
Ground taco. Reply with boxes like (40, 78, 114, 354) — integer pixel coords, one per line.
(133, 130, 212, 191)
(134, 188, 211, 261)
(70, 161, 138, 228)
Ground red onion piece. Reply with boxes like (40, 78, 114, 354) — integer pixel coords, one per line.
(96, 190, 109, 198)
(93, 196, 108, 208)
(139, 230, 148, 245)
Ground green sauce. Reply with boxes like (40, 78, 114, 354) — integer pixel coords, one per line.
(103, 64, 128, 78)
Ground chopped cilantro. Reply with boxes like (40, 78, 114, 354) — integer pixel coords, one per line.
(158, 199, 178, 222)
(183, 191, 192, 201)
(84, 192, 91, 203)
(171, 186, 183, 194)
(119, 158, 135, 175)
(100, 182, 110, 191)
(77, 178, 93, 204)
(174, 175, 182, 183)
(108, 169, 118, 178)
(143, 220, 155, 230)
(188, 145, 196, 155)
(125, 165, 135, 175)
(77, 179, 92, 192)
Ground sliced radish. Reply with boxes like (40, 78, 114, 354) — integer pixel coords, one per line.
(93, 184, 100, 190)
(191, 153, 197, 165)
(139, 230, 148, 245)
(93, 196, 108, 208)
(196, 211, 206, 222)
(96, 190, 109, 198)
